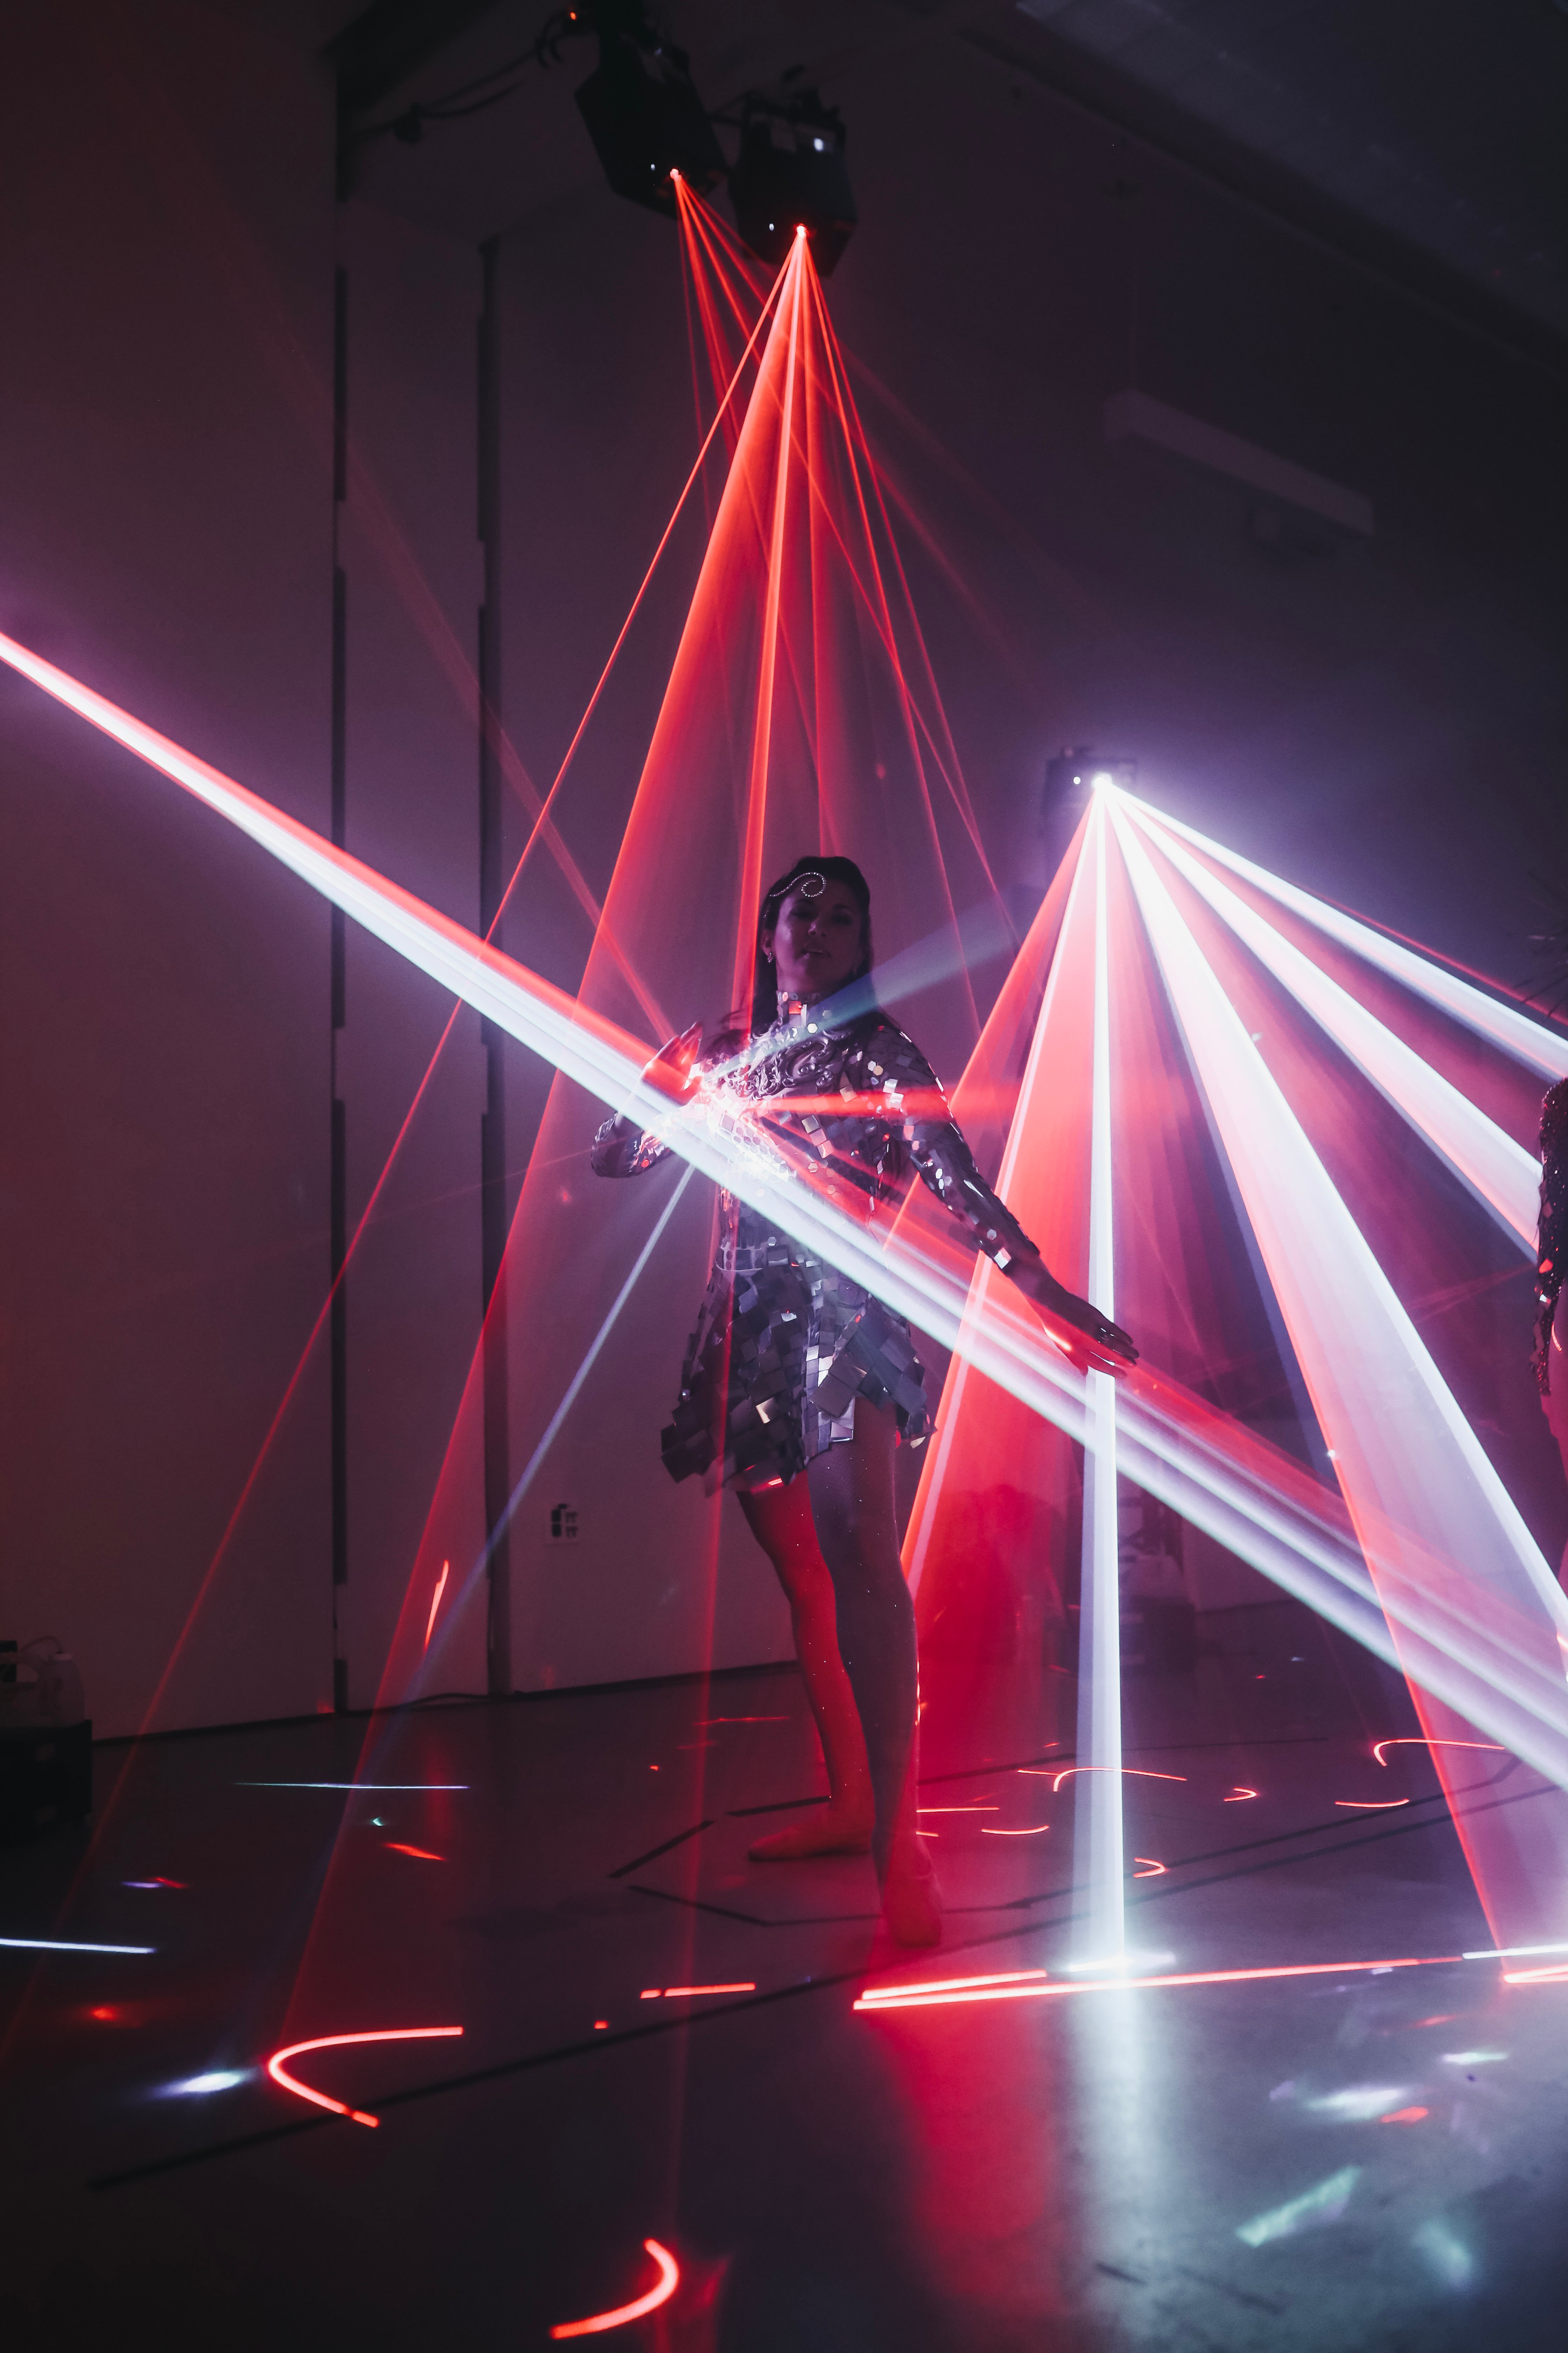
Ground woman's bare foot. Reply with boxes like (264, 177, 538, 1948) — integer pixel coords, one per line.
(749, 1804, 874, 1861)
(880, 1842, 943, 1947)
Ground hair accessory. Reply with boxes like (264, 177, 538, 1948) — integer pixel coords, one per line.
(794, 870, 827, 898)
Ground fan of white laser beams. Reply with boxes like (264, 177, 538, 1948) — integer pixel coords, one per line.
(954, 781, 1567, 1958)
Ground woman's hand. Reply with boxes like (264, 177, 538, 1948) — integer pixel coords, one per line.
(640, 1021, 705, 1107)
(1009, 1257, 1138, 1378)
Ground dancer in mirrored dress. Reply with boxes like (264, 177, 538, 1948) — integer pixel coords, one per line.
(592, 855, 1135, 1943)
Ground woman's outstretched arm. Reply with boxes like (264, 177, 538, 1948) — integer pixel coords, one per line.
(589, 1020, 707, 1179)
(859, 1025, 1138, 1374)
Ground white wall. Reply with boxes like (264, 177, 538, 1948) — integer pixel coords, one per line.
(0, 1, 337, 1735)
(335, 196, 491, 1707)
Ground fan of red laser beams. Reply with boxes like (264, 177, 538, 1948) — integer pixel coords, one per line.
(277, 222, 1025, 2023)
(371, 222, 1009, 1707)
(676, 181, 1000, 915)
(674, 179, 1093, 735)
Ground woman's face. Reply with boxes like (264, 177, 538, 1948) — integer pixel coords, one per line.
(764, 879, 865, 1005)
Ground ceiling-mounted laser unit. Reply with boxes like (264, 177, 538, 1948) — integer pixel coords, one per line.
(574, 0, 724, 217)
(1040, 747, 1134, 875)
(729, 87, 856, 276)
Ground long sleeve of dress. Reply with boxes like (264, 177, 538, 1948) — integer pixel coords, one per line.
(844, 1022, 1041, 1271)
(589, 1114, 671, 1178)
(591, 1009, 1038, 1275)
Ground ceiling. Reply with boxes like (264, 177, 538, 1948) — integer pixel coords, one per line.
(276, 0, 1564, 360)
(1006, 0, 1565, 341)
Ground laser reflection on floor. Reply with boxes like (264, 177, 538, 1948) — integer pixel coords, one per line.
(265, 2025, 464, 2128)
(549, 2238, 679, 2340)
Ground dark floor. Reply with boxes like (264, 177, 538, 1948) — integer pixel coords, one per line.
(3, 1601, 1566, 2352)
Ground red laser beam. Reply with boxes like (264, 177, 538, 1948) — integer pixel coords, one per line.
(383, 1843, 444, 1860)
(859, 1968, 1050, 1999)
(265, 2025, 462, 2127)
(1225, 1788, 1260, 1802)
(1335, 1799, 1411, 1810)
(732, 230, 806, 1018)
(1132, 1857, 1167, 1877)
(855, 1956, 1463, 2014)
(1380, 2105, 1429, 2123)
(422, 1559, 450, 1652)
(639, 1984, 756, 1999)
(550, 2239, 680, 2338)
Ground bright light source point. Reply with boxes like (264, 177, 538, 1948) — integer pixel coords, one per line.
(166, 2069, 248, 2097)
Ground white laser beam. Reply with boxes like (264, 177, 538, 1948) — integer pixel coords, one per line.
(1122, 793, 1568, 1084)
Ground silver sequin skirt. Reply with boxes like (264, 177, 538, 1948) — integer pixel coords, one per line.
(660, 1220, 931, 1494)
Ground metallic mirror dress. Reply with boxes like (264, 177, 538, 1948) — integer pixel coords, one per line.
(591, 997, 1041, 1494)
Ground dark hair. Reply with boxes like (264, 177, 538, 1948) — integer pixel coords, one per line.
(750, 855, 874, 1033)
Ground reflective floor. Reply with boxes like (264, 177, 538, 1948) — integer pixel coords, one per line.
(4, 1602, 1566, 2350)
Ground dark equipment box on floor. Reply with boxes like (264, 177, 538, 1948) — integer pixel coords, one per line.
(0, 1720, 92, 1841)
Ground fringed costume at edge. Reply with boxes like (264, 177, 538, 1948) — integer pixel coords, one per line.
(1536, 1077, 1568, 1585)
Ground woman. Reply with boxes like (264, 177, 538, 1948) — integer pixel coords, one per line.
(591, 856, 1135, 1943)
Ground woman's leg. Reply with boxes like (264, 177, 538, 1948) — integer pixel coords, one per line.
(737, 1478, 874, 1857)
(807, 1397, 939, 1941)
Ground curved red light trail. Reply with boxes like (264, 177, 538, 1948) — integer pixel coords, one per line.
(1224, 1788, 1260, 1802)
(265, 2026, 462, 2128)
(1049, 1766, 1188, 1794)
(1132, 1857, 1167, 1877)
(550, 2240, 680, 2339)
(1335, 1798, 1411, 1809)
(1372, 1737, 1505, 1768)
